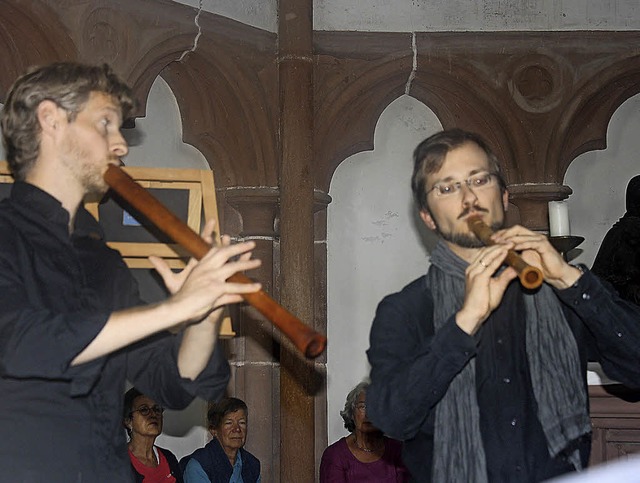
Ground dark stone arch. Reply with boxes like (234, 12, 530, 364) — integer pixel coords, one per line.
(408, 55, 531, 184)
(551, 56, 640, 180)
(159, 36, 279, 188)
(314, 33, 415, 191)
(125, 34, 199, 118)
(313, 39, 528, 191)
(0, 1, 78, 99)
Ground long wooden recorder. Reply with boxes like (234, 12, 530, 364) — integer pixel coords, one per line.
(467, 217, 543, 290)
(103, 165, 327, 359)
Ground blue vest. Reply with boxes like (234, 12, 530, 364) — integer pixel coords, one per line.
(181, 438, 260, 483)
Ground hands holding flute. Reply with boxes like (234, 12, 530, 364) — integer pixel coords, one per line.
(489, 224, 582, 289)
(456, 220, 583, 335)
(150, 219, 262, 324)
(70, 219, 263, 370)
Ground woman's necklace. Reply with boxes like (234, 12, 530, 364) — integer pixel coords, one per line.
(354, 435, 381, 453)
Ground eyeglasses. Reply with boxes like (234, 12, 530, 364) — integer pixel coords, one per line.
(429, 172, 497, 198)
(355, 403, 366, 412)
(130, 405, 165, 417)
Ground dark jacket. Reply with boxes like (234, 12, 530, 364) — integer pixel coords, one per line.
(367, 270, 640, 482)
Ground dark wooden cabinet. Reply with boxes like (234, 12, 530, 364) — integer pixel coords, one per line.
(589, 385, 640, 466)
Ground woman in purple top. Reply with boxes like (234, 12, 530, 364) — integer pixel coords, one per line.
(320, 381, 409, 482)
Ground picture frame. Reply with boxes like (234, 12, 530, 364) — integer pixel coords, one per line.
(84, 166, 220, 269)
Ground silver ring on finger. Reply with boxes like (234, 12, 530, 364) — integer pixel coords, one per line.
(478, 258, 488, 268)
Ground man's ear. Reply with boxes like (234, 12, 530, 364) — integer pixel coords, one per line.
(419, 209, 437, 231)
(36, 100, 64, 135)
(502, 189, 509, 212)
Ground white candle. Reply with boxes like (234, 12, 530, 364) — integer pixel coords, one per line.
(548, 201, 570, 236)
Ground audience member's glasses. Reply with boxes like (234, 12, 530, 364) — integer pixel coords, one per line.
(130, 405, 165, 417)
(355, 403, 366, 411)
(429, 172, 497, 198)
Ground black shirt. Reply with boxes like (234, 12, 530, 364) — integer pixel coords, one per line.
(476, 283, 574, 482)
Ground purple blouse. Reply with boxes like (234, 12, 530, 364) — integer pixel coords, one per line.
(319, 436, 409, 482)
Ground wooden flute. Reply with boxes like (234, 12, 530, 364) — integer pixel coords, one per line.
(467, 217, 543, 290)
(103, 165, 327, 359)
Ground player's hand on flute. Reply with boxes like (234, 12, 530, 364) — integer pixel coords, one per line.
(491, 225, 582, 289)
(150, 219, 262, 323)
(456, 244, 517, 335)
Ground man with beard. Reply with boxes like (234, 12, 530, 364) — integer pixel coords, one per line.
(366, 129, 640, 483)
(0, 62, 261, 481)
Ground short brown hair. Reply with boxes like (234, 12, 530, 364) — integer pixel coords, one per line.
(411, 129, 506, 212)
(1, 62, 134, 180)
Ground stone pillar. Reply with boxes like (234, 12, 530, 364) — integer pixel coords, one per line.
(277, 0, 317, 481)
(224, 188, 280, 483)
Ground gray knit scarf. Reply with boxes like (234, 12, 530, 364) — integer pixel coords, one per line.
(428, 240, 591, 482)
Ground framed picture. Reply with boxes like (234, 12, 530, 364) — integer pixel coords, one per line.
(84, 166, 221, 269)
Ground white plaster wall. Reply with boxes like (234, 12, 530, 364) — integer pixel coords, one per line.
(314, 0, 640, 32)
(155, 399, 210, 460)
(326, 95, 442, 444)
(124, 76, 209, 170)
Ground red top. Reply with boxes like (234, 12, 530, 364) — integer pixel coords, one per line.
(128, 447, 177, 483)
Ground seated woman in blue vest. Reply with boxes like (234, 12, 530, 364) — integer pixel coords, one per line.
(181, 397, 261, 482)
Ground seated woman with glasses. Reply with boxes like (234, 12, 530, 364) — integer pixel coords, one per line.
(320, 381, 408, 482)
(123, 387, 183, 483)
